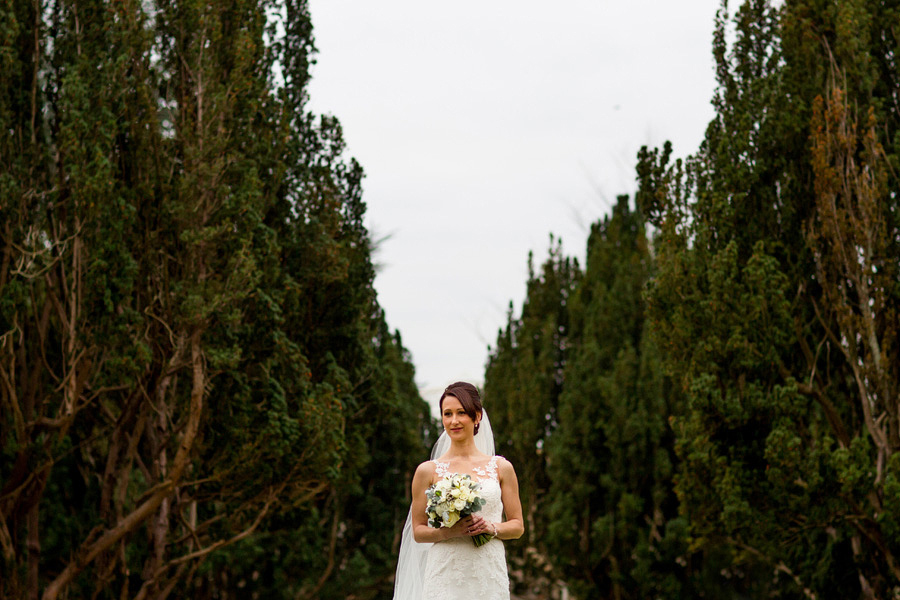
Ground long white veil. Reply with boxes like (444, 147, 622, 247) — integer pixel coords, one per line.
(392, 409, 495, 599)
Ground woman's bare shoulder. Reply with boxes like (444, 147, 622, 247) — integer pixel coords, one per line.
(413, 460, 437, 478)
(495, 456, 517, 475)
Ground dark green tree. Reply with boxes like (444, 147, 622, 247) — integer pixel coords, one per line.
(544, 196, 686, 599)
(640, 0, 900, 596)
(484, 238, 580, 595)
(0, 0, 431, 598)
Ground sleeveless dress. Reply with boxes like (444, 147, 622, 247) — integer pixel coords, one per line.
(422, 456, 510, 600)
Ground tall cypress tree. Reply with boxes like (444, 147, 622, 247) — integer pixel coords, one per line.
(0, 0, 431, 598)
(484, 238, 580, 595)
(641, 0, 900, 596)
(544, 196, 687, 599)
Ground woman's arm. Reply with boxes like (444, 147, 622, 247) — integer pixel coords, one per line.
(493, 458, 524, 540)
(410, 462, 471, 543)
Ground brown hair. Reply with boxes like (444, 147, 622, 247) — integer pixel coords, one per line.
(439, 382, 484, 435)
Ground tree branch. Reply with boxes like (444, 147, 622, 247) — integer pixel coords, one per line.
(41, 330, 206, 599)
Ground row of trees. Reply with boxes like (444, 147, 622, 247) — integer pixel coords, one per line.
(485, 0, 899, 598)
(486, 201, 697, 599)
(0, 0, 432, 598)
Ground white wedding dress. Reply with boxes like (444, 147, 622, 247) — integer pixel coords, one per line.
(392, 410, 509, 600)
(421, 456, 509, 600)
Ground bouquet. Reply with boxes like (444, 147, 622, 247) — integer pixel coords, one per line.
(425, 473, 491, 547)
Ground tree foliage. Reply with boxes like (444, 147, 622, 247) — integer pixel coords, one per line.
(486, 201, 696, 598)
(0, 0, 431, 598)
(484, 237, 579, 595)
(640, 0, 900, 597)
(489, 1, 900, 598)
(542, 196, 686, 600)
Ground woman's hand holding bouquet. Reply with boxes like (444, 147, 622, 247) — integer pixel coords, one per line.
(425, 473, 493, 547)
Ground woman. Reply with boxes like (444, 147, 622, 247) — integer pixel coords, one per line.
(393, 382, 524, 600)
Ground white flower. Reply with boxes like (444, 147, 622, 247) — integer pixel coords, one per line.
(425, 472, 487, 531)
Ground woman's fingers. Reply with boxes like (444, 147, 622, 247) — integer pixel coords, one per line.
(465, 516, 488, 535)
(463, 516, 478, 534)
(458, 515, 494, 537)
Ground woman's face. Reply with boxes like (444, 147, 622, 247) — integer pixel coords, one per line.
(441, 396, 480, 439)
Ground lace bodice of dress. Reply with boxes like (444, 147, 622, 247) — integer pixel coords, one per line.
(422, 455, 508, 600)
(433, 454, 499, 480)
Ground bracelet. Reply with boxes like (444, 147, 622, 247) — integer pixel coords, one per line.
(490, 522, 499, 539)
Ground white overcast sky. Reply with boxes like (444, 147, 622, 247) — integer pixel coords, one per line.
(306, 0, 722, 414)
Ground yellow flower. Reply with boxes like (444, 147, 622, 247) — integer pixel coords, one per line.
(444, 511, 460, 527)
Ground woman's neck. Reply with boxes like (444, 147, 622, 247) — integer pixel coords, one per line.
(444, 438, 485, 460)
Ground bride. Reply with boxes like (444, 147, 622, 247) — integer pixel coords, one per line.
(393, 382, 524, 600)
